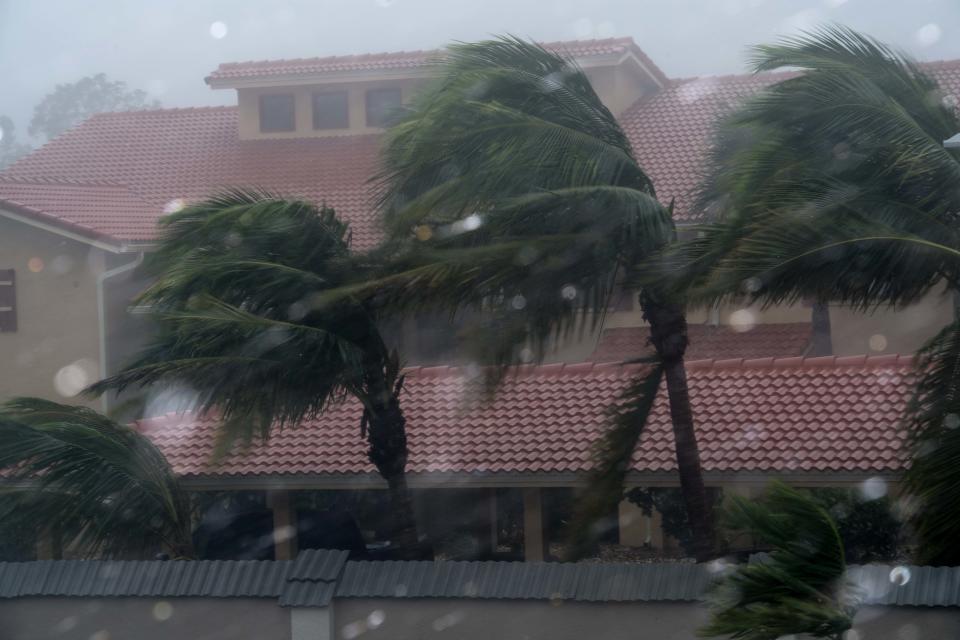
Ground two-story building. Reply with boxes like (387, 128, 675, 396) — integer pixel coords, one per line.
(1, 37, 957, 561)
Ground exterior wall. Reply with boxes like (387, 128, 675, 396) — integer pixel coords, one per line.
(0, 215, 107, 404)
(237, 79, 427, 140)
(0, 597, 291, 640)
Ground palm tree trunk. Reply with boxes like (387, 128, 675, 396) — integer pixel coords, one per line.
(640, 291, 715, 561)
(364, 392, 422, 558)
(809, 301, 833, 356)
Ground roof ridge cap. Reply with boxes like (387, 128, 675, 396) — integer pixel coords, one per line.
(684, 353, 914, 371)
(0, 175, 129, 188)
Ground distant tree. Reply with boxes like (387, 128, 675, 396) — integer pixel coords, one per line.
(0, 116, 31, 169)
(29, 73, 160, 141)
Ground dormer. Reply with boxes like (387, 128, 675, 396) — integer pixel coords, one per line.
(205, 38, 668, 141)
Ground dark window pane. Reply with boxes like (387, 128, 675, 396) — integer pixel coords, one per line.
(0, 269, 16, 333)
(365, 88, 401, 127)
(312, 91, 349, 129)
(259, 94, 295, 132)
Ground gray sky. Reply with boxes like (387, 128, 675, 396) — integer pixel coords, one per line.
(2, 0, 959, 142)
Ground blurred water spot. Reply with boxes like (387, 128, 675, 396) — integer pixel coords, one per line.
(288, 301, 308, 321)
(54, 358, 98, 397)
(431, 611, 464, 632)
(463, 580, 478, 597)
(549, 591, 564, 606)
(50, 255, 75, 275)
(860, 477, 887, 501)
(366, 610, 385, 629)
(897, 623, 920, 640)
(572, 17, 593, 38)
(274, 525, 297, 541)
(342, 620, 366, 639)
(915, 23, 941, 46)
(889, 565, 911, 587)
(706, 558, 733, 575)
(163, 199, 186, 215)
(678, 77, 720, 104)
(561, 284, 577, 301)
(515, 245, 538, 266)
(824, 0, 848, 7)
(89, 631, 110, 640)
(740, 277, 761, 293)
(55, 616, 78, 633)
(844, 631, 861, 640)
(519, 347, 534, 363)
(152, 601, 174, 621)
(414, 225, 433, 241)
(728, 309, 756, 333)
(944, 413, 960, 429)
(375, 0, 397, 6)
(224, 231, 242, 247)
(868, 334, 887, 351)
(0, 126, 4, 142)
(28, 256, 45, 273)
(209, 21, 228, 39)
(394, 583, 408, 597)
(511, 294, 527, 310)
(461, 214, 482, 231)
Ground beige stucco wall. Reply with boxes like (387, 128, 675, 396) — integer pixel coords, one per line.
(0, 215, 107, 404)
(0, 597, 291, 640)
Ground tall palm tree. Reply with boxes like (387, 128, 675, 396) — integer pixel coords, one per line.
(677, 25, 960, 563)
(358, 37, 715, 559)
(0, 398, 193, 559)
(89, 190, 420, 556)
(700, 482, 855, 640)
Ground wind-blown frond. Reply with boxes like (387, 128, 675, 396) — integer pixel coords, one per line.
(565, 360, 663, 559)
(0, 398, 192, 558)
(89, 190, 390, 447)
(372, 36, 673, 368)
(700, 482, 854, 640)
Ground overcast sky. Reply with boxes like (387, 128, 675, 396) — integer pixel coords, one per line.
(2, 0, 959, 141)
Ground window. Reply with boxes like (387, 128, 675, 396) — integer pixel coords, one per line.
(0, 269, 16, 332)
(312, 91, 349, 129)
(258, 93, 295, 132)
(365, 87, 402, 127)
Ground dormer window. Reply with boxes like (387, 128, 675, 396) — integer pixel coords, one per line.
(259, 93, 295, 132)
(312, 91, 349, 129)
(366, 88, 402, 127)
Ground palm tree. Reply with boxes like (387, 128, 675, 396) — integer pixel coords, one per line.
(358, 37, 716, 559)
(0, 398, 193, 559)
(700, 482, 855, 640)
(678, 25, 960, 563)
(89, 190, 421, 557)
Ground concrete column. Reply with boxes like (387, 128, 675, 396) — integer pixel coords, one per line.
(522, 487, 545, 562)
(291, 608, 332, 640)
(618, 499, 664, 549)
(268, 490, 298, 561)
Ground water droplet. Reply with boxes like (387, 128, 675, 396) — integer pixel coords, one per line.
(55, 617, 78, 633)
(561, 285, 577, 301)
(49, 255, 75, 275)
(461, 214, 482, 231)
(394, 583, 408, 597)
(209, 21, 228, 39)
(916, 23, 941, 47)
(342, 621, 365, 639)
(152, 601, 174, 621)
(511, 294, 527, 310)
(376, 0, 397, 6)
(54, 358, 98, 397)
(414, 225, 433, 241)
(163, 199, 185, 215)
(845, 629, 861, 640)
(833, 142, 851, 160)
(27, 257, 44, 273)
(288, 301, 308, 321)
(860, 477, 887, 501)
(224, 231, 242, 248)
(89, 630, 111, 640)
(889, 565, 911, 586)
(706, 558, 732, 575)
(519, 347, 534, 363)
(868, 334, 887, 351)
(897, 623, 920, 640)
(367, 610, 385, 628)
(515, 245, 538, 266)
(740, 277, 762, 293)
(823, 0, 848, 7)
(728, 309, 756, 333)
(0, 126, 5, 143)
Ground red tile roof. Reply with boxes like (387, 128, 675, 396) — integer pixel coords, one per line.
(1, 108, 383, 248)
(2, 48, 956, 245)
(590, 323, 813, 362)
(206, 37, 668, 87)
(139, 354, 911, 481)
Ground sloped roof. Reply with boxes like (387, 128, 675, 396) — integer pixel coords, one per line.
(139, 354, 912, 481)
(590, 323, 813, 362)
(2, 50, 957, 247)
(206, 37, 668, 87)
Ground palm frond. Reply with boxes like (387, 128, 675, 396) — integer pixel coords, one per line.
(565, 361, 664, 559)
(0, 398, 192, 558)
(700, 482, 854, 640)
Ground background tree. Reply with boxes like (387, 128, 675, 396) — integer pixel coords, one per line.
(359, 37, 715, 559)
(29, 73, 159, 141)
(678, 25, 960, 564)
(700, 483, 855, 640)
(0, 398, 193, 559)
(0, 116, 31, 169)
(90, 191, 421, 557)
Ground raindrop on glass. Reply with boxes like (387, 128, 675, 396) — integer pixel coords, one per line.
(868, 334, 887, 352)
(511, 294, 527, 310)
(915, 23, 941, 47)
(152, 601, 174, 621)
(561, 285, 577, 301)
(889, 566, 911, 587)
(740, 277, 762, 293)
(367, 610, 385, 629)
(209, 21, 228, 39)
(163, 199, 186, 215)
(728, 309, 756, 333)
(414, 225, 433, 241)
(27, 257, 45, 273)
(945, 414, 960, 429)
(860, 476, 887, 501)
